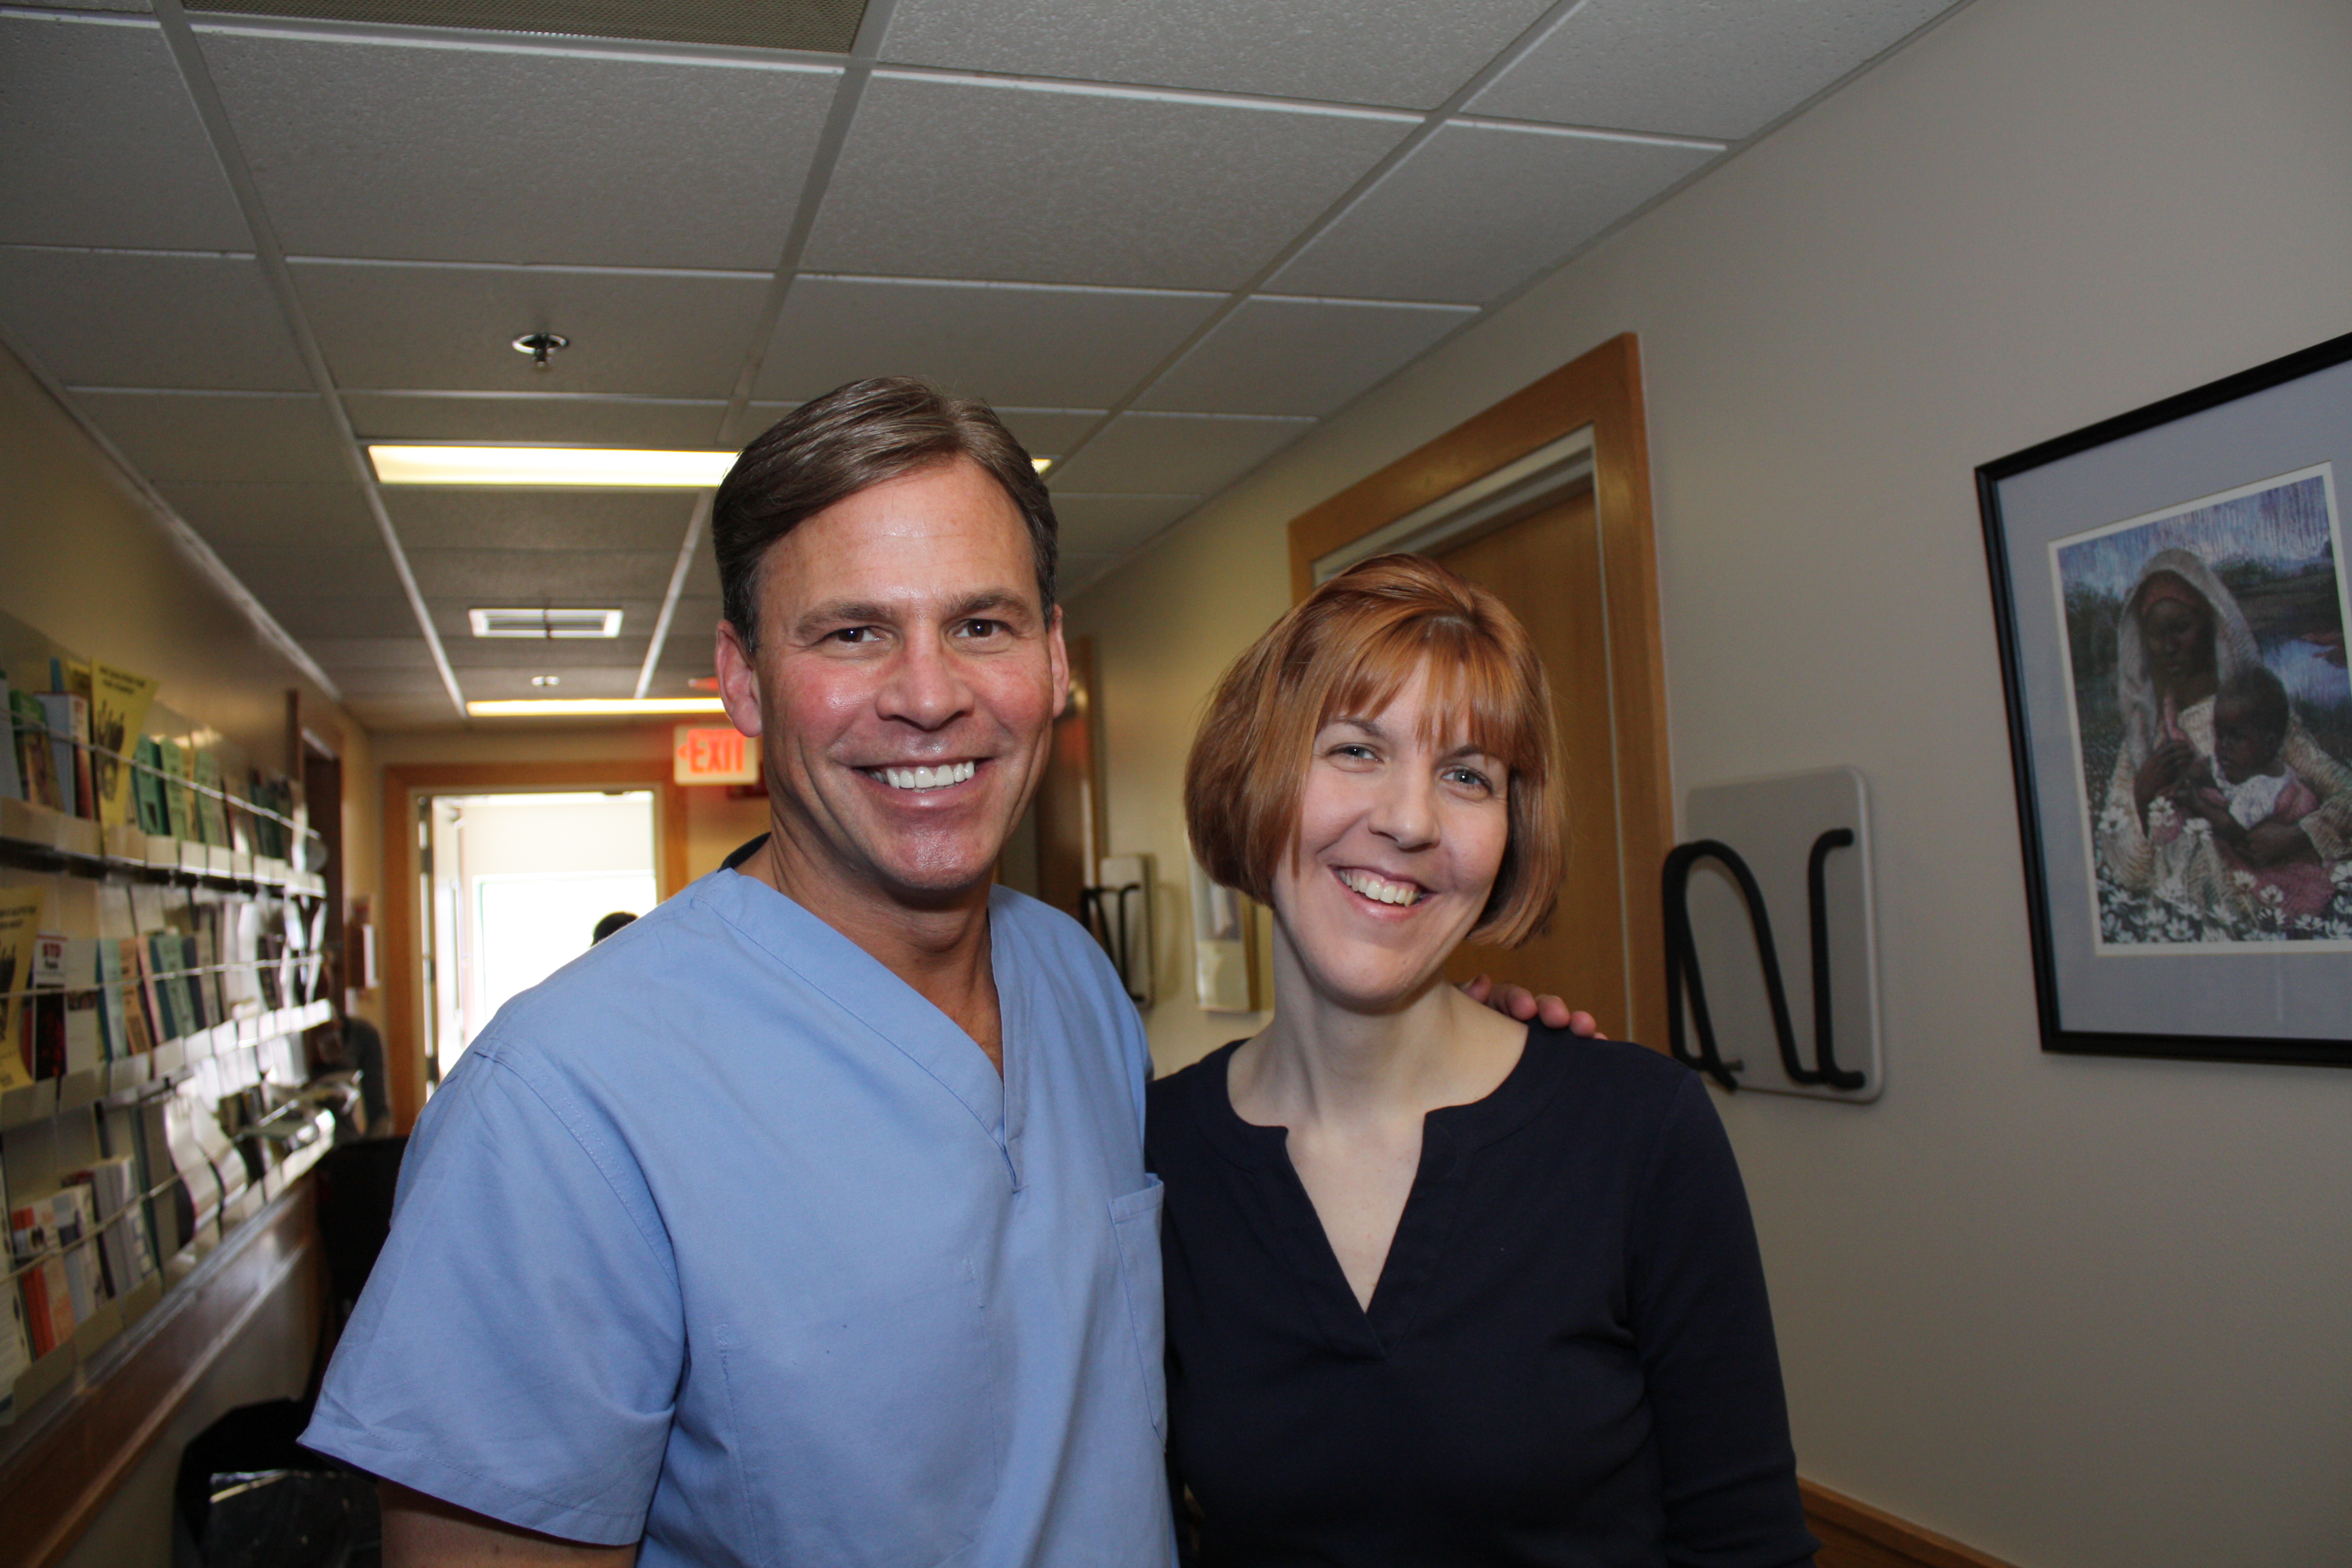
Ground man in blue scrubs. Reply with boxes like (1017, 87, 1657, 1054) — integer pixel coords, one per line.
(308, 377, 1174, 1566)
(304, 378, 1578, 1566)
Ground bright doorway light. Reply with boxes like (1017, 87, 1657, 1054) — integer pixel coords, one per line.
(426, 791, 657, 1079)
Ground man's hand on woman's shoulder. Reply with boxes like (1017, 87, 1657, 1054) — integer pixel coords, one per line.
(1460, 974, 1604, 1038)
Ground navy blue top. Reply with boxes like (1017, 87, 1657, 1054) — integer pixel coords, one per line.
(1147, 1028, 1815, 1567)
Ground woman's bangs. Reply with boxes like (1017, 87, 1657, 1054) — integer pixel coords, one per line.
(1320, 617, 1539, 775)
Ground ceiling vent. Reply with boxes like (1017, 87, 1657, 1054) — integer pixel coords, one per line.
(470, 607, 624, 639)
(187, 0, 870, 55)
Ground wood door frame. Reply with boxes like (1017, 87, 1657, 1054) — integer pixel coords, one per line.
(380, 760, 689, 1132)
(1286, 333, 1672, 1047)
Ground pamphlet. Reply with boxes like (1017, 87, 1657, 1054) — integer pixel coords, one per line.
(89, 664, 159, 830)
(0, 888, 48, 1093)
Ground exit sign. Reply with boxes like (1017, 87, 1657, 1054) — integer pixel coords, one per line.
(674, 725, 759, 786)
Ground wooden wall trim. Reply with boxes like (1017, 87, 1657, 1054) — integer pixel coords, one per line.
(380, 760, 687, 1133)
(1803, 1479, 2021, 1568)
(0, 1183, 320, 1568)
(1285, 334, 1675, 1048)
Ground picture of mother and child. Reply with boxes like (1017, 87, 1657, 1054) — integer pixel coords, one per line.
(2059, 466, 2352, 945)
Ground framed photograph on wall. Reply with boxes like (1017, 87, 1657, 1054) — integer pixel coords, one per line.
(1979, 330, 2352, 1066)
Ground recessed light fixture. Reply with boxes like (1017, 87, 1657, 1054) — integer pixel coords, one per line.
(530, 674, 561, 687)
(470, 608, 623, 639)
(369, 445, 737, 488)
(466, 698, 728, 717)
(1032, 456, 1054, 473)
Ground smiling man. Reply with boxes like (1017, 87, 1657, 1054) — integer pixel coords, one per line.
(304, 379, 1172, 1567)
(303, 379, 1575, 1566)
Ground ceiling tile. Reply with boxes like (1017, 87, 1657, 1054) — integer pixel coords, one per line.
(881, 0, 1549, 111)
(661, 594, 724, 633)
(295, 260, 770, 399)
(460, 666, 643, 700)
(680, 536, 720, 599)
(72, 389, 349, 483)
(657, 645, 718, 680)
(264, 596, 427, 639)
(805, 74, 1413, 290)
(0, 248, 307, 390)
(198, 31, 840, 268)
(326, 667, 460, 699)
(997, 409, 1107, 459)
(382, 491, 696, 553)
(1268, 121, 1716, 303)
(347, 694, 466, 728)
(159, 481, 378, 550)
(1049, 493, 1197, 555)
(1466, 0, 1955, 141)
(212, 542, 404, 602)
(345, 392, 728, 448)
(406, 548, 677, 602)
(0, 13, 250, 250)
(1044, 411, 1311, 496)
(753, 275, 1221, 407)
(303, 637, 437, 671)
(741, 402, 801, 437)
(441, 636, 650, 672)
(1137, 295, 1474, 416)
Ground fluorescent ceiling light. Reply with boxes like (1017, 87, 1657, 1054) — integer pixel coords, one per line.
(371, 445, 737, 487)
(470, 607, 624, 639)
(465, 698, 728, 717)
(1032, 456, 1054, 472)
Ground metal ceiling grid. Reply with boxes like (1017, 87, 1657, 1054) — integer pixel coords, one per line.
(0, 0, 1966, 725)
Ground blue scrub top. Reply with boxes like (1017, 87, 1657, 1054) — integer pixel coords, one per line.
(304, 865, 1173, 1568)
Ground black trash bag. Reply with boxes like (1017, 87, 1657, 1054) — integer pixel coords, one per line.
(176, 1398, 380, 1568)
(200, 1469, 379, 1568)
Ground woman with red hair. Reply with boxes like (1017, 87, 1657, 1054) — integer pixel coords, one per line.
(1149, 554, 1814, 1566)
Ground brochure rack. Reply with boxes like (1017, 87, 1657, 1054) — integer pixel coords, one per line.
(0, 664, 340, 1467)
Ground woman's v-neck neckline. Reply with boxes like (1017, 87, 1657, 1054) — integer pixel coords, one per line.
(1193, 1028, 1565, 1355)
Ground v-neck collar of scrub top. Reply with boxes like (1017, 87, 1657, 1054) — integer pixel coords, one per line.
(713, 834, 1030, 1190)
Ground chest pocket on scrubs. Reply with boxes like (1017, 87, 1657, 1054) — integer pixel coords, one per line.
(1108, 1177, 1167, 1439)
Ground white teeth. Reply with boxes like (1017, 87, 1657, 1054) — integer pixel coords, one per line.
(876, 761, 976, 791)
(1340, 869, 1421, 906)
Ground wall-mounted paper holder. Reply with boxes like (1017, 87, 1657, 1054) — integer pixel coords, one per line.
(1081, 853, 1153, 1009)
(1663, 766, 1883, 1102)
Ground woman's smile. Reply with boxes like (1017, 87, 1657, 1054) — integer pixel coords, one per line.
(1334, 867, 1428, 908)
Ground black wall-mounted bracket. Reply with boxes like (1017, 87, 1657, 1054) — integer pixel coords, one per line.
(1664, 767, 1884, 1101)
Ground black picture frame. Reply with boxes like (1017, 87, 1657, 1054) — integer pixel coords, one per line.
(1978, 330, 2352, 1068)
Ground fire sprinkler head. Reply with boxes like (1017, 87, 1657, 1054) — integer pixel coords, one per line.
(511, 331, 569, 371)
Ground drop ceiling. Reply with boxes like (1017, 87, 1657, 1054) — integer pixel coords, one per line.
(0, 0, 1959, 726)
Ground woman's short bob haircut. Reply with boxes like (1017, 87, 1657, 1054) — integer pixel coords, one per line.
(1185, 553, 1565, 948)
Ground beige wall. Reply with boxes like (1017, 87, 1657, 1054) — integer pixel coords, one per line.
(1065, 0, 2352, 1561)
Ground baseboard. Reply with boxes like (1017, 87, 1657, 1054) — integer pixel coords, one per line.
(1803, 1478, 2020, 1568)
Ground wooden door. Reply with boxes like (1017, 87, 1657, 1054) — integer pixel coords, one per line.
(1287, 335, 1670, 1044)
(1432, 487, 1625, 1017)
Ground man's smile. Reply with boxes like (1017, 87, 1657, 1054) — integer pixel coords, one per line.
(863, 760, 980, 792)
